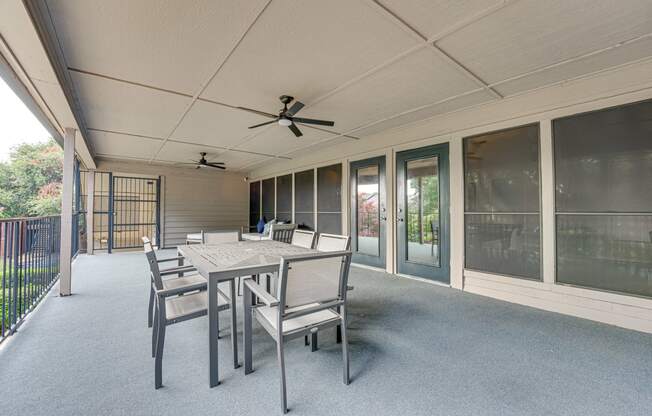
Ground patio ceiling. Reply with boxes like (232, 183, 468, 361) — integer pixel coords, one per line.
(22, 0, 652, 171)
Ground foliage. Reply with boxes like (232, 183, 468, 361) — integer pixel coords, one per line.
(407, 175, 439, 244)
(0, 139, 62, 218)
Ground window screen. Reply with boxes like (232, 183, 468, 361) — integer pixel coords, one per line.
(317, 164, 342, 234)
(261, 178, 275, 222)
(276, 174, 292, 223)
(554, 100, 652, 297)
(249, 181, 260, 227)
(464, 124, 541, 279)
(294, 169, 314, 230)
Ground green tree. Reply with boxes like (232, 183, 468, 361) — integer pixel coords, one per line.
(0, 139, 62, 218)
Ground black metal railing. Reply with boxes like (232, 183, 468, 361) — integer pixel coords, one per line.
(1, 216, 61, 342)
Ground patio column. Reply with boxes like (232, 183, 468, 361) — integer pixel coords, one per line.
(59, 127, 75, 296)
(86, 169, 95, 254)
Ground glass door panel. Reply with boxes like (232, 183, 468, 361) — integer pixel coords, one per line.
(397, 144, 449, 282)
(350, 156, 386, 268)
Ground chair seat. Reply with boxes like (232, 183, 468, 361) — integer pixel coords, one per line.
(162, 274, 206, 291)
(256, 303, 340, 334)
(165, 290, 229, 321)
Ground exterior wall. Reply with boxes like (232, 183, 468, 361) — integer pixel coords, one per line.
(248, 59, 652, 333)
(95, 160, 248, 247)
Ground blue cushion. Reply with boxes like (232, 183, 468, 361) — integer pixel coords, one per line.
(256, 218, 266, 234)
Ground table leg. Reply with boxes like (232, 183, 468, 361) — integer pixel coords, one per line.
(230, 279, 239, 368)
(208, 276, 219, 387)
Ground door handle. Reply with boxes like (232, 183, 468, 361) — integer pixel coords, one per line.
(380, 216, 387, 221)
(397, 218, 404, 222)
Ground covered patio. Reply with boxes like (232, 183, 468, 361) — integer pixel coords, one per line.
(1, 1, 652, 415)
(2, 250, 651, 416)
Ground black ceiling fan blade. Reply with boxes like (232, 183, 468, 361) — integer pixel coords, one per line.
(285, 101, 305, 117)
(206, 164, 226, 170)
(237, 106, 278, 119)
(292, 117, 334, 127)
(248, 119, 277, 129)
(288, 123, 303, 137)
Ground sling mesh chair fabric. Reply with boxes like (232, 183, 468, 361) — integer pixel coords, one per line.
(201, 229, 242, 244)
(243, 250, 353, 413)
(142, 236, 204, 328)
(145, 243, 231, 389)
(290, 229, 316, 249)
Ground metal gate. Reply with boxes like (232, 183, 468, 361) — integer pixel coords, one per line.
(111, 176, 160, 250)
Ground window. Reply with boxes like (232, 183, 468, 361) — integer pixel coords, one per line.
(276, 174, 292, 223)
(261, 178, 275, 222)
(464, 124, 541, 279)
(249, 181, 260, 227)
(317, 164, 342, 234)
(294, 169, 314, 230)
(553, 100, 652, 297)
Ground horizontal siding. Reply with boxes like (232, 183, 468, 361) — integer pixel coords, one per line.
(96, 160, 248, 248)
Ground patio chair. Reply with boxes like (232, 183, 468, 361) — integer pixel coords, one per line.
(243, 250, 353, 414)
(145, 244, 231, 389)
(269, 223, 296, 243)
(291, 229, 316, 249)
(201, 229, 241, 244)
(310, 234, 352, 350)
(142, 237, 205, 329)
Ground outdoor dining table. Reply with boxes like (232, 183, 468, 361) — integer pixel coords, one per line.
(176, 239, 318, 387)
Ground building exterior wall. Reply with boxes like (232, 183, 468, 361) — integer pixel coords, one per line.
(248, 60, 652, 333)
(95, 160, 248, 247)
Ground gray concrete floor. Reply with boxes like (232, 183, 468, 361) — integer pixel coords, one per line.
(1, 250, 651, 416)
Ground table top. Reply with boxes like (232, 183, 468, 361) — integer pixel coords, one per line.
(241, 232, 267, 241)
(178, 240, 315, 280)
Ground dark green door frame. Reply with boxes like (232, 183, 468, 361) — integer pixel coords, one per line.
(350, 156, 387, 268)
(396, 143, 450, 283)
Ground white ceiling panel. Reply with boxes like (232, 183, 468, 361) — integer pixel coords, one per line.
(299, 47, 480, 132)
(90, 130, 161, 159)
(438, 0, 652, 83)
(171, 101, 270, 148)
(353, 89, 496, 137)
(156, 140, 270, 171)
(200, 0, 421, 111)
(377, 0, 503, 40)
(71, 71, 191, 137)
(494, 36, 652, 96)
(48, 0, 268, 93)
(284, 136, 352, 160)
(234, 124, 337, 156)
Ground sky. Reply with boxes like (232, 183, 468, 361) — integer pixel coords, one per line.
(0, 76, 51, 162)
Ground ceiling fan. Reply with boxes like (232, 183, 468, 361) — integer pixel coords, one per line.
(178, 152, 226, 170)
(237, 95, 334, 137)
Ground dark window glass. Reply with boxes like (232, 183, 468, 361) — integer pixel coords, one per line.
(261, 178, 275, 222)
(465, 214, 541, 279)
(317, 164, 342, 233)
(554, 100, 652, 213)
(556, 215, 652, 297)
(554, 100, 652, 297)
(464, 124, 541, 279)
(249, 181, 260, 227)
(294, 169, 314, 230)
(276, 174, 292, 223)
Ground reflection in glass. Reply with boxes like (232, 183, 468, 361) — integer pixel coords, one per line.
(356, 166, 380, 256)
(557, 215, 652, 297)
(406, 157, 439, 266)
(465, 214, 540, 279)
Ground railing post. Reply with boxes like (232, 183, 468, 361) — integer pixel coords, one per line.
(86, 170, 95, 254)
(59, 128, 75, 296)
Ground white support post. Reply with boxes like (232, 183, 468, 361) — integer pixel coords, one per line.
(59, 128, 75, 296)
(540, 120, 556, 285)
(449, 136, 465, 290)
(86, 170, 95, 255)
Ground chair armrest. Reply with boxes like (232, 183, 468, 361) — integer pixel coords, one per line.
(160, 266, 196, 276)
(155, 281, 205, 298)
(243, 278, 279, 307)
(157, 256, 185, 263)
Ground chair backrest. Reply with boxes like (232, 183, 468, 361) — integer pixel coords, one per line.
(316, 233, 351, 252)
(201, 229, 241, 244)
(276, 251, 352, 313)
(269, 223, 296, 244)
(143, 241, 163, 290)
(291, 229, 316, 249)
